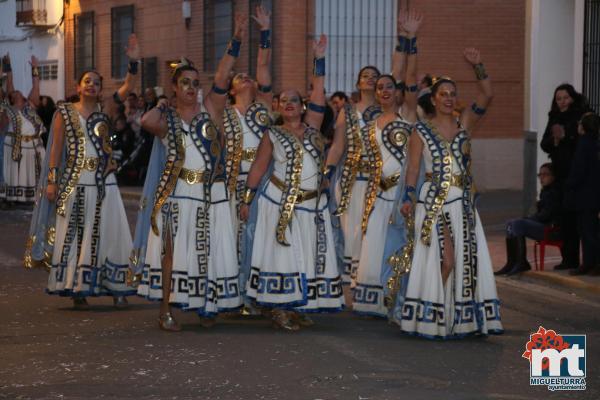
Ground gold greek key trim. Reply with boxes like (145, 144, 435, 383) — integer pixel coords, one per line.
(270, 174, 318, 203)
(224, 106, 244, 195)
(361, 123, 383, 234)
(379, 172, 402, 191)
(385, 209, 414, 309)
(425, 172, 465, 189)
(56, 103, 86, 217)
(10, 110, 23, 162)
(179, 167, 208, 185)
(150, 109, 185, 236)
(334, 104, 362, 216)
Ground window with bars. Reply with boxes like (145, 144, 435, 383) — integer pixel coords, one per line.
(111, 5, 134, 79)
(39, 61, 58, 80)
(203, 0, 233, 72)
(74, 11, 94, 79)
(248, 0, 273, 78)
(583, 0, 600, 113)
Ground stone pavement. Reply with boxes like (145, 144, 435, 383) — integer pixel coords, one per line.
(120, 186, 600, 297)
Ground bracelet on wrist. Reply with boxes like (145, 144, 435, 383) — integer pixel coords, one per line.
(47, 167, 58, 185)
(127, 60, 139, 75)
(257, 84, 272, 93)
(307, 102, 326, 114)
(2, 60, 11, 73)
(260, 29, 271, 49)
(471, 103, 487, 116)
(242, 187, 257, 205)
(31, 67, 40, 78)
(396, 35, 409, 53)
(227, 37, 242, 58)
(408, 37, 417, 55)
(402, 185, 416, 204)
(473, 63, 488, 80)
(313, 57, 325, 77)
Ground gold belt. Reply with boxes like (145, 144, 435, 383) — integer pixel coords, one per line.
(83, 157, 99, 171)
(179, 167, 209, 185)
(380, 172, 402, 191)
(8, 133, 40, 143)
(242, 147, 257, 162)
(425, 172, 465, 189)
(270, 175, 318, 203)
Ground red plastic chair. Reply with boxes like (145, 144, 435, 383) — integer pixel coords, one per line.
(533, 226, 563, 271)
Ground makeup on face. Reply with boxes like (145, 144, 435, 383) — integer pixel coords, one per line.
(178, 77, 201, 92)
(360, 70, 379, 87)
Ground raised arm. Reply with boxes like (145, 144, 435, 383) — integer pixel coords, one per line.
(28, 56, 41, 108)
(239, 132, 273, 221)
(103, 34, 140, 120)
(46, 112, 66, 201)
(400, 130, 424, 217)
(399, 10, 423, 123)
(205, 14, 247, 123)
(303, 34, 327, 130)
(391, 8, 408, 85)
(460, 48, 493, 132)
(140, 97, 169, 138)
(2, 54, 15, 96)
(252, 5, 273, 108)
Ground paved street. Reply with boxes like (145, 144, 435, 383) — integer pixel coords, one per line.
(0, 193, 598, 400)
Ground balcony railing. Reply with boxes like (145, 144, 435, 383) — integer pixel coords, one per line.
(16, 0, 48, 27)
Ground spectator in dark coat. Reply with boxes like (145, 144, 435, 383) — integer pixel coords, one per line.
(540, 84, 591, 270)
(496, 163, 562, 275)
(568, 112, 600, 275)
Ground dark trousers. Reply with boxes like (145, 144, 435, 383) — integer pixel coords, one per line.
(506, 218, 545, 240)
(560, 211, 580, 267)
(577, 210, 600, 268)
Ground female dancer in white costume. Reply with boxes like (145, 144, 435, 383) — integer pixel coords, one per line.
(0, 54, 45, 204)
(25, 35, 140, 309)
(134, 16, 246, 331)
(396, 49, 504, 339)
(351, 10, 421, 317)
(223, 5, 272, 278)
(240, 35, 344, 331)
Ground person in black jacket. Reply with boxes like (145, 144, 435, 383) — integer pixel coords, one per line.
(496, 163, 561, 275)
(540, 84, 591, 270)
(568, 112, 600, 275)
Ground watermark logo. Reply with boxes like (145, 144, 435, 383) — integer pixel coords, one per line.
(522, 326, 586, 391)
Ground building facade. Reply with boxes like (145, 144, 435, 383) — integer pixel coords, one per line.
(61, 0, 539, 191)
(0, 0, 65, 102)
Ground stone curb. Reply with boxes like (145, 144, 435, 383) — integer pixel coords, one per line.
(519, 270, 600, 295)
(121, 189, 142, 201)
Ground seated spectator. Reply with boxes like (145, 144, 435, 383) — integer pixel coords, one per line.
(567, 112, 600, 276)
(495, 163, 561, 276)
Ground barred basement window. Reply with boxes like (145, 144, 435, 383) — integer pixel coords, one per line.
(39, 62, 58, 80)
(111, 5, 134, 79)
(203, 0, 233, 72)
(74, 11, 95, 79)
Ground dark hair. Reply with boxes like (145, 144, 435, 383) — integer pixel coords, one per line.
(421, 77, 457, 116)
(127, 92, 138, 99)
(375, 74, 397, 88)
(330, 91, 349, 102)
(421, 74, 433, 88)
(430, 77, 457, 98)
(77, 70, 103, 88)
(580, 112, 600, 137)
(273, 93, 280, 101)
(355, 65, 381, 88)
(171, 65, 199, 84)
(539, 162, 554, 177)
(549, 84, 587, 117)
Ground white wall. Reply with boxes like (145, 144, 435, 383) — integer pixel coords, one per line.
(528, 0, 585, 172)
(0, 0, 65, 101)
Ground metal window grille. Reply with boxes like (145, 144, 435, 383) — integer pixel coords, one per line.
(248, 0, 273, 78)
(39, 61, 58, 80)
(74, 11, 95, 79)
(16, 0, 47, 26)
(584, 0, 600, 112)
(315, 0, 398, 95)
(111, 5, 135, 79)
(203, 0, 233, 72)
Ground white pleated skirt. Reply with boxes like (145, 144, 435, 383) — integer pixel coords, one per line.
(336, 177, 368, 283)
(397, 184, 503, 339)
(47, 172, 135, 297)
(352, 194, 395, 317)
(2, 136, 44, 202)
(138, 181, 243, 317)
(246, 181, 344, 312)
